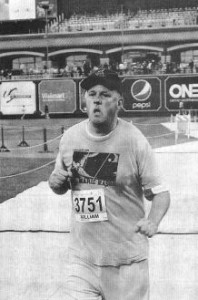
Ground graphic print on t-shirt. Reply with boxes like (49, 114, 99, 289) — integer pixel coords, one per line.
(72, 150, 120, 186)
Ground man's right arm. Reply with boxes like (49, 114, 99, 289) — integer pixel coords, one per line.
(48, 152, 73, 195)
(48, 168, 73, 195)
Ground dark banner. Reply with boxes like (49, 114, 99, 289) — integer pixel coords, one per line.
(165, 76, 198, 110)
(39, 79, 76, 114)
(121, 77, 162, 112)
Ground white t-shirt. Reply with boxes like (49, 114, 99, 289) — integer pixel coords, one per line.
(54, 118, 163, 266)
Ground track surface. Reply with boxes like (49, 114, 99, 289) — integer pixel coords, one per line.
(0, 116, 198, 300)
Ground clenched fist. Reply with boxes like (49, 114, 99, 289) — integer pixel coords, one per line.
(48, 168, 73, 194)
(134, 218, 158, 238)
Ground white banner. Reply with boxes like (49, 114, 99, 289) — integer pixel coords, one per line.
(9, 0, 36, 20)
(0, 0, 9, 20)
(0, 0, 58, 21)
(0, 81, 36, 115)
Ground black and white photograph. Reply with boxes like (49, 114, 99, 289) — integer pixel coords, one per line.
(0, 0, 197, 299)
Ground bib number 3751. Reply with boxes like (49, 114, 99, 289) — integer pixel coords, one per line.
(72, 189, 108, 222)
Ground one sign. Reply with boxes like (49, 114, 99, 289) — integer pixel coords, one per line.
(0, 81, 36, 115)
(39, 79, 76, 113)
(165, 76, 198, 111)
(122, 77, 162, 111)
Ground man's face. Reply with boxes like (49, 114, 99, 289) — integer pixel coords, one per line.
(85, 85, 122, 126)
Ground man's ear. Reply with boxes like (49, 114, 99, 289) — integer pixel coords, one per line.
(118, 98, 123, 110)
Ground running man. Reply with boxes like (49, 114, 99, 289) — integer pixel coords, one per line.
(48, 69, 170, 300)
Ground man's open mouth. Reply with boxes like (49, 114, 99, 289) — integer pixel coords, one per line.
(93, 108, 101, 113)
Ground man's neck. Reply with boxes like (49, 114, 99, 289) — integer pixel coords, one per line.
(88, 119, 118, 136)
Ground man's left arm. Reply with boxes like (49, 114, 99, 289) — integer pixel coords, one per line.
(135, 136, 171, 237)
(135, 191, 170, 237)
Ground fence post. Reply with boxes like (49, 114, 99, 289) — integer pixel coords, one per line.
(43, 127, 48, 152)
(0, 126, 10, 152)
(39, 127, 53, 153)
(18, 126, 29, 147)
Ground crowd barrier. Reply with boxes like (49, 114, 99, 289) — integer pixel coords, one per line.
(0, 125, 64, 154)
(1, 150, 198, 234)
(0, 119, 197, 179)
(1, 74, 198, 117)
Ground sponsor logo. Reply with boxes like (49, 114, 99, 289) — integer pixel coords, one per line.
(3, 88, 31, 103)
(132, 102, 151, 109)
(169, 83, 198, 99)
(131, 79, 152, 101)
(42, 92, 66, 102)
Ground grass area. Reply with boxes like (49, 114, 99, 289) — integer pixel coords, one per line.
(0, 157, 55, 203)
(0, 116, 197, 202)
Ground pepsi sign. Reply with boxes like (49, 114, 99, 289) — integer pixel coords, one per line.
(131, 80, 152, 102)
(122, 77, 161, 111)
(165, 76, 198, 110)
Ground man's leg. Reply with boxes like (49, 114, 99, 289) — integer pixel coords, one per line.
(66, 256, 103, 300)
(100, 259, 149, 300)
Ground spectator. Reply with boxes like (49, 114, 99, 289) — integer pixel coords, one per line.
(147, 61, 153, 74)
(83, 60, 91, 76)
(44, 104, 50, 119)
(77, 66, 83, 76)
(189, 60, 194, 73)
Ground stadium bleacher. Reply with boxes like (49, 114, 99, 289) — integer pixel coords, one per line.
(48, 7, 198, 34)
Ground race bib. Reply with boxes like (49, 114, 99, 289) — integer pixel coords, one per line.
(72, 189, 108, 222)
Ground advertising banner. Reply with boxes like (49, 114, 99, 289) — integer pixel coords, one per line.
(122, 77, 162, 112)
(165, 76, 198, 110)
(0, 0, 36, 21)
(0, 81, 36, 115)
(39, 80, 76, 114)
(0, 0, 57, 21)
(9, 0, 36, 20)
(0, 0, 10, 20)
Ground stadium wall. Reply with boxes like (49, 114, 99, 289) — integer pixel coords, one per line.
(0, 74, 198, 118)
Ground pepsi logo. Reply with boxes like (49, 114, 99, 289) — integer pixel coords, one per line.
(131, 80, 152, 102)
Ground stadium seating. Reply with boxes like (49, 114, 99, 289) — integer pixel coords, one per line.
(48, 7, 198, 34)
